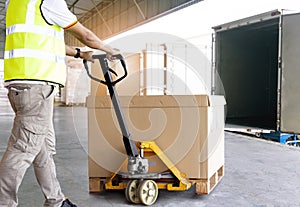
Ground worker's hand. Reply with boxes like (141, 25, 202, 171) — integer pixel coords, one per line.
(81, 50, 94, 62)
(106, 47, 121, 61)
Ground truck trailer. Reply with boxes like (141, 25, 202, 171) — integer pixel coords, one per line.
(212, 10, 300, 136)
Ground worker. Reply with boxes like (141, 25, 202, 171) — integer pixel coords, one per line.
(0, 0, 119, 206)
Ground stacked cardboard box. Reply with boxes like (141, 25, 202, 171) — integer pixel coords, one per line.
(64, 56, 90, 105)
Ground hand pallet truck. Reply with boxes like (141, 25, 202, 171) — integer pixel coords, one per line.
(84, 54, 194, 205)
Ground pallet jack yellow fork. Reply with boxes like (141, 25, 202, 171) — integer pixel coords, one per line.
(139, 141, 192, 191)
(105, 158, 128, 190)
(105, 141, 192, 191)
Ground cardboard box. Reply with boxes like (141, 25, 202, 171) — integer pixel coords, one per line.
(87, 95, 225, 180)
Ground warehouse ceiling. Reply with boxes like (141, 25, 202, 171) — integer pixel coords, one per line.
(0, 0, 202, 58)
(66, 0, 116, 23)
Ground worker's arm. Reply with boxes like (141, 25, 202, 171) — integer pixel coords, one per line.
(65, 21, 118, 60)
(65, 45, 94, 62)
(65, 45, 77, 57)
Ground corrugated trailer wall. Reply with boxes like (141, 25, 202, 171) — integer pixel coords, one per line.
(65, 0, 202, 45)
(280, 13, 300, 133)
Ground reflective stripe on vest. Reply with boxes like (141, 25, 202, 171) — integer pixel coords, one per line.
(4, 0, 66, 86)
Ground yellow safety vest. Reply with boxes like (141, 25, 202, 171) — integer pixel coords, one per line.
(4, 0, 66, 86)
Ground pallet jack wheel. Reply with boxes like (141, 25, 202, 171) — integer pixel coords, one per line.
(125, 180, 141, 204)
(138, 180, 159, 206)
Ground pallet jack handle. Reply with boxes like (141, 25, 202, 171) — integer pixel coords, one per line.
(83, 54, 127, 86)
(83, 54, 139, 158)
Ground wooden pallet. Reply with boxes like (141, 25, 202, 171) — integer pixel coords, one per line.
(89, 165, 224, 195)
(89, 177, 106, 193)
(194, 165, 224, 194)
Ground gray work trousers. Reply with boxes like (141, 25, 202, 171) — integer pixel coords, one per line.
(0, 84, 64, 207)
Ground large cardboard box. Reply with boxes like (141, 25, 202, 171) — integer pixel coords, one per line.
(87, 95, 225, 180)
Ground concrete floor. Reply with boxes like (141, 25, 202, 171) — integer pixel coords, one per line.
(1, 102, 300, 207)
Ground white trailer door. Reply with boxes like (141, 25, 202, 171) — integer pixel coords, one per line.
(280, 13, 300, 133)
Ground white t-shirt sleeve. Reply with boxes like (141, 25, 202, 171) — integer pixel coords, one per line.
(40, 0, 78, 29)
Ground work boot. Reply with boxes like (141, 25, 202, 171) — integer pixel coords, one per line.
(61, 198, 77, 207)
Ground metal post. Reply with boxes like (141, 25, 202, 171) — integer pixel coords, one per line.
(276, 11, 283, 132)
(211, 33, 216, 95)
(161, 44, 167, 95)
